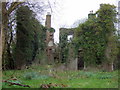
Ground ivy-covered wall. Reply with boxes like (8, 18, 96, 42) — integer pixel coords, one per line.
(59, 28, 75, 63)
(73, 4, 119, 71)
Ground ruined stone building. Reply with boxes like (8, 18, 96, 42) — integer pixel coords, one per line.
(59, 27, 84, 70)
(58, 12, 95, 70)
(45, 12, 55, 64)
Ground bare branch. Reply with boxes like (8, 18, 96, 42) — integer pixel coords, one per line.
(8, 2, 24, 15)
(48, 0, 53, 13)
(2, 80, 31, 88)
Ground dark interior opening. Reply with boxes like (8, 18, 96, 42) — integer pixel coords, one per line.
(78, 56, 84, 70)
(77, 49, 84, 70)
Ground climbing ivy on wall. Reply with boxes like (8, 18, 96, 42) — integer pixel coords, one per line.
(59, 28, 76, 63)
(74, 4, 118, 67)
(74, 18, 106, 65)
(59, 31, 69, 63)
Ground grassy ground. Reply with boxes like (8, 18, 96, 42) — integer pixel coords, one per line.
(2, 65, 118, 88)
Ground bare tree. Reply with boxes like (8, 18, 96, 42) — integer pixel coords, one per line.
(1, 1, 24, 69)
(72, 18, 87, 28)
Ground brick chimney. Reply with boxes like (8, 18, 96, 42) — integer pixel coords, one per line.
(45, 12, 54, 64)
(45, 12, 51, 28)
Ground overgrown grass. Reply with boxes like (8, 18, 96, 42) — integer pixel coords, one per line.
(2, 65, 118, 88)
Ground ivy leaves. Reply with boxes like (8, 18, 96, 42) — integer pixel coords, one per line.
(74, 4, 117, 66)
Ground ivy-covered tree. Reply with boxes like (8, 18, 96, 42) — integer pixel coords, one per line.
(15, 6, 34, 69)
(97, 4, 118, 71)
(32, 18, 46, 63)
(15, 6, 46, 69)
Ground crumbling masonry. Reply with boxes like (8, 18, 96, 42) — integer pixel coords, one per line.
(45, 13, 55, 64)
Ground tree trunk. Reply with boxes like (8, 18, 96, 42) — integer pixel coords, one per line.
(0, 1, 2, 89)
(1, 2, 24, 70)
(6, 42, 15, 69)
(104, 32, 117, 72)
(2, 2, 8, 70)
(0, 36, 1, 88)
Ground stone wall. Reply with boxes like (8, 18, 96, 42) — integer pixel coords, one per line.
(67, 58, 78, 70)
(53, 58, 78, 71)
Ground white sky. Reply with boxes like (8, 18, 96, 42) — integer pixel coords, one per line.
(5, 0, 119, 43)
(43, 0, 119, 43)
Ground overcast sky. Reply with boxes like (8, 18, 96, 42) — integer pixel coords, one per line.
(43, 0, 119, 43)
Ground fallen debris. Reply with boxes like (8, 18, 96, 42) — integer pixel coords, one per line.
(2, 80, 31, 88)
(40, 83, 68, 88)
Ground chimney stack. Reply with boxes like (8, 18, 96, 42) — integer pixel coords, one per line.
(45, 12, 51, 28)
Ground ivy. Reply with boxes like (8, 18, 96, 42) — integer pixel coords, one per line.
(15, 6, 47, 69)
(47, 27, 55, 32)
(74, 4, 118, 66)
